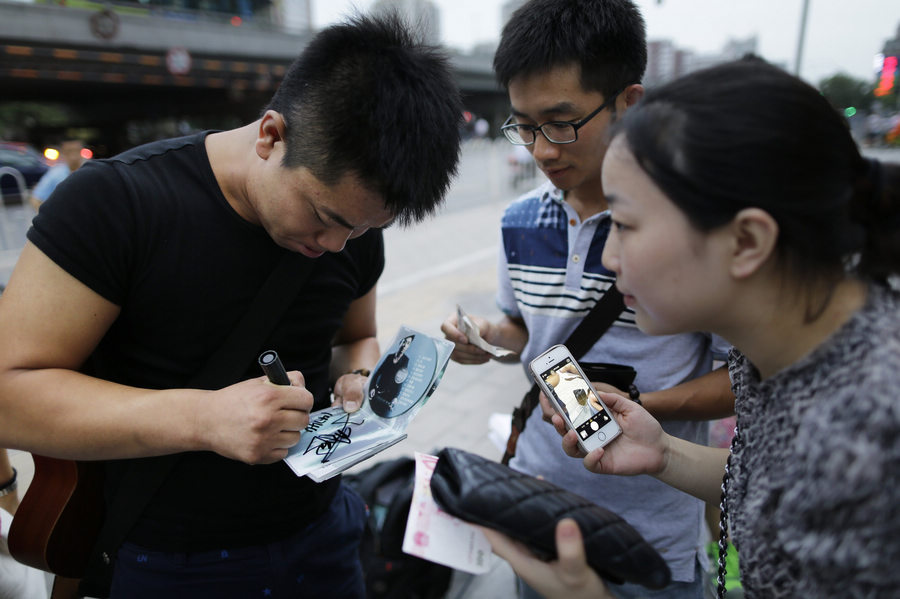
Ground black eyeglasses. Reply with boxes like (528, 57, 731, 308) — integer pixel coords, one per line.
(501, 90, 623, 146)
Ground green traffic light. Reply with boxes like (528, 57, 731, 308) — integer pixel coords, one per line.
(844, 106, 857, 117)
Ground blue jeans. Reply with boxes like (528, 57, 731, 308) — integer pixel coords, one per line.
(518, 559, 706, 599)
(110, 483, 367, 598)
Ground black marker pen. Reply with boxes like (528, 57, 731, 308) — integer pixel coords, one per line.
(259, 350, 291, 386)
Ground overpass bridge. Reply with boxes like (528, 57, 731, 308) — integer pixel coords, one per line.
(0, 0, 508, 154)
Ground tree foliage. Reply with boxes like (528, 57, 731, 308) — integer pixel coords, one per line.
(818, 73, 874, 113)
(0, 102, 70, 141)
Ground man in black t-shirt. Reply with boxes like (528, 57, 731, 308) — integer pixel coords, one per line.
(0, 13, 462, 598)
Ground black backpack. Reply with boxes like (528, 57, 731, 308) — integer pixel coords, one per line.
(344, 456, 453, 599)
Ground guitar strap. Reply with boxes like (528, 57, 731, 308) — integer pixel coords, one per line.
(501, 285, 625, 465)
(79, 251, 315, 598)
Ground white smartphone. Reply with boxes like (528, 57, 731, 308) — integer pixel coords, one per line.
(529, 344, 622, 453)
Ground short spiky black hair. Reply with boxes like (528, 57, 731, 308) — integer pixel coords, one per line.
(266, 12, 463, 226)
(494, 0, 646, 98)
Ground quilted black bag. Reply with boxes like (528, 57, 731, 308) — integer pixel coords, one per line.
(429, 448, 671, 590)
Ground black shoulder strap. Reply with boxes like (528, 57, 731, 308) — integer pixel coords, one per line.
(80, 251, 314, 597)
(502, 286, 624, 466)
(563, 286, 625, 361)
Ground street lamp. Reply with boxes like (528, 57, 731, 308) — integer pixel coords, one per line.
(794, 0, 810, 76)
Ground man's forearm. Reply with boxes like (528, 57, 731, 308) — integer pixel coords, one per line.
(639, 366, 734, 421)
(0, 365, 314, 466)
(485, 316, 529, 363)
(331, 336, 381, 379)
(0, 368, 211, 460)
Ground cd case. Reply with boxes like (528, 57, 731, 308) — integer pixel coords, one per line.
(284, 326, 454, 482)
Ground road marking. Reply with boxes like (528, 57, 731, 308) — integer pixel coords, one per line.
(378, 246, 496, 296)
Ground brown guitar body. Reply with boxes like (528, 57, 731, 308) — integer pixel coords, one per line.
(8, 456, 105, 579)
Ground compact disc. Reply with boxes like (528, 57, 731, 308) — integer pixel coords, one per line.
(367, 331, 437, 418)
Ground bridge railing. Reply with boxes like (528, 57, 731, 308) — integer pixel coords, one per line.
(31, 0, 290, 32)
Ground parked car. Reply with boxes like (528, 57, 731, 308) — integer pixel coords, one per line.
(0, 142, 50, 205)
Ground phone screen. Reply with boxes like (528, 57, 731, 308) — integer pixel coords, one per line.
(539, 357, 614, 442)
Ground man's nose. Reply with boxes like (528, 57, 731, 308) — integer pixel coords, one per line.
(530, 132, 561, 162)
(318, 227, 355, 253)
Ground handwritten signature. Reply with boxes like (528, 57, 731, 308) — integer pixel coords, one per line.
(302, 411, 366, 463)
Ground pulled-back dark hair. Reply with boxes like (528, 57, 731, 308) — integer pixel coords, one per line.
(266, 12, 463, 226)
(493, 0, 646, 98)
(618, 57, 900, 290)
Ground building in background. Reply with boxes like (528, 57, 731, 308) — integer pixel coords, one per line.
(274, 0, 312, 33)
(881, 22, 900, 61)
(874, 23, 899, 101)
(501, 0, 527, 27)
(645, 35, 760, 88)
(0, 0, 508, 153)
(371, 0, 440, 46)
(645, 39, 677, 88)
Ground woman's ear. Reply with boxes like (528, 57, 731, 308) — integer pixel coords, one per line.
(729, 208, 779, 279)
(256, 110, 286, 160)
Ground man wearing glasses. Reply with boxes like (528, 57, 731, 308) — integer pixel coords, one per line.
(441, 1, 734, 598)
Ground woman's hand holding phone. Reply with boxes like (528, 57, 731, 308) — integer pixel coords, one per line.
(530, 345, 622, 453)
(539, 380, 628, 422)
(553, 391, 670, 477)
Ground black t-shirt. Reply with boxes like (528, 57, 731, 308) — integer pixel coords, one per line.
(27, 132, 384, 550)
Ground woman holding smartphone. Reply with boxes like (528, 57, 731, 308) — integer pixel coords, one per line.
(484, 57, 900, 599)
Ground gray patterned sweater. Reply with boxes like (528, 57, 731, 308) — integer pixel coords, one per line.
(726, 284, 900, 598)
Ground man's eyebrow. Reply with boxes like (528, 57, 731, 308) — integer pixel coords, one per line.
(321, 206, 395, 231)
(511, 102, 581, 119)
(320, 206, 359, 230)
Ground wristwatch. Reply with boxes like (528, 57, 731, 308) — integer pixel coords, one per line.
(628, 384, 642, 405)
(0, 468, 17, 497)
